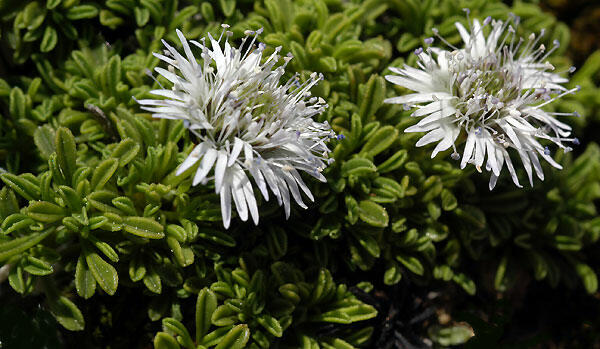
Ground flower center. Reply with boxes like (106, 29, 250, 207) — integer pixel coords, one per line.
(450, 55, 526, 129)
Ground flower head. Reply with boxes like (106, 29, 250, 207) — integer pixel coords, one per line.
(385, 14, 579, 189)
(137, 27, 334, 228)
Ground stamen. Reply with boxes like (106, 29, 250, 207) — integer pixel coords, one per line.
(544, 146, 551, 155)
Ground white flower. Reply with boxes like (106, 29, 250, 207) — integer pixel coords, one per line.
(137, 26, 334, 228)
(384, 13, 579, 189)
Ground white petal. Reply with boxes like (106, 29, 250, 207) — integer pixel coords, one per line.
(193, 148, 217, 185)
(220, 182, 232, 229)
(461, 132, 476, 169)
(385, 75, 432, 93)
(472, 19, 486, 57)
(249, 166, 269, 201)
(149, 89, 186, 101)
(455, 22, 472, 46)
(177, 143, 205, 176)
(415, 107, 455, 127)
(290, 168, 314, 202)
(485, 139, 500, 176)
(176, 29, 198, 70)
(536, 148, 562, 169)
(474, 136, 486, 168)
(529, 151, 544, 180)
(276, 174, 291, 218)
(262, 164, 282, 205)
(431, 133, 454, 158)
(154, 67, 183, 85)
(502, 148, 522, 188)
(207, 33, 226, 73)
(489, 174, 499, 190)
(405, 122, 441, 133)
(231, 171, 248, 222)
(497, 120, 522, 149)
(228, 137, 244, 167)
(242, 174, 259, 225)
(213, 150, 228, 193)
(243, 142, 254, 164)
(282, 170, 307, 209)
(415, 128, 445, 147)
(384, 92, 451, 105)
(518, 149, 534, 187)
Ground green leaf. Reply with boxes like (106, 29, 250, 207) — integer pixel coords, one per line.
(9, 87, 26, 119)
(218, 0, 236, 17)
(134, 7, 150, 26)
(166, 237, 185, 267)
(358, 75, 386, 119)
(90, 158, 119, 190)
(0, 187, 19, 219)
(104, 55, 121, 95)
(166, 225, 187, 243)
(66, 5, 98, 20)
(48, 296, 85, 331)
(154, 332, 181, 349)
(383, 261, 402, 285)
(348, 113, 362, 148)
(360, 126, 398, 157)
(162, 318, 194, 349)
(279, 284, 301, 304)
(315, 309, 352, 324)
(1, 213, 34, 235)
(88, 235, 119, 263)
(341, 158, 377, 177)
(55, 127, 77, 182)
(0, 229, 53, 262)
(440, 189, 458, 211)
(266, 225, 287, 260)
(58, 186, 82, 211)
(553, 235, 582, 251)
(309, 269, 335, 304)
(85, 250, 118, 295)
(396, 254, 424, 276)
(129, 254, 146, 282)
(34, 125, 56, 160)
(75, 254, 96, 299)
(111, 138, 140, 167)
(196, 288, 218, 342)
(40, 26, 58, 52)
(112, 196, 137, 216)
(197, 228, 235, 247)
(257, 314, 283, 337)
(324, 338, 356, 349)
(99, 9, 124, 29)
(429, 324, 473, 346)
(143, 268, 162, 294)
(340, 303, 378, 322)
(358, 200, 388, 227)
(318, 56, 337, 72)
(123, 217, 165, 239)
(452, 273, 476, 295)
(47, 0, 62, 9)
(22, 255, 53, 276)
(211, 304, 238, 326)
(575, 263, 598, 294)
(8, 264, 26, 294)
(1, 173, 40, 201)
(494, 255, 508, 291)
(215, 325, 250, 349)
(27, 201, 66, 223)
(421, 176, 443, 202)
(353, 231, 380, 257)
